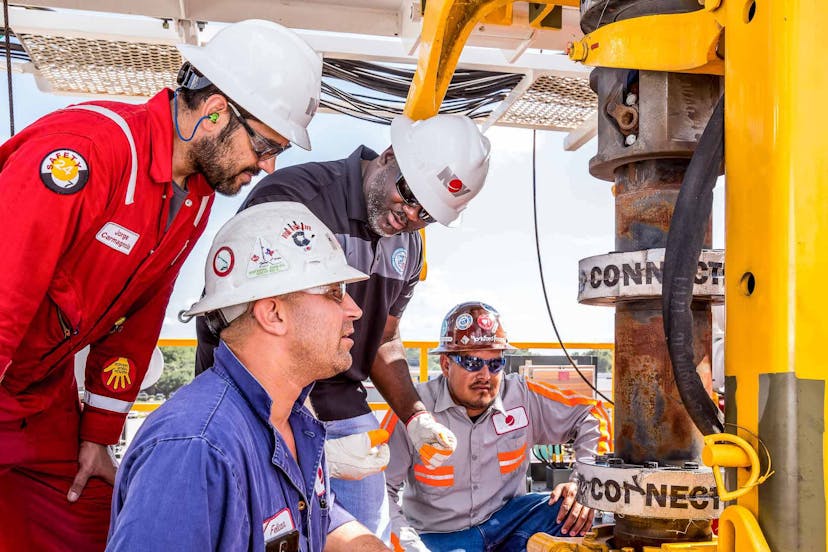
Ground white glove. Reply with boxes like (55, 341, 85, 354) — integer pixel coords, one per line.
(405, 412, 457, 469)
(393, 527, 431, 552)
(325, 429, 390, 480)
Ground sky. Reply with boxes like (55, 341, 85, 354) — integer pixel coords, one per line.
(0, 71, 724, 346)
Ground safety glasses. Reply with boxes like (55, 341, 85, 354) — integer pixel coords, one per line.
(227, 101, 291, 161)
(395, 173, 436, 224)
(449, 354, 507, 374)
(301, 281, 347, 304)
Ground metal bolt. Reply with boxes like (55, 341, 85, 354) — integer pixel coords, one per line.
(161, 18, 170, 29)
(625, 93, 638, 106)
(644, 461, 659, 469)
(608, 457, 624, 465)
(683, 461, 700, 469)
(197, 21, 206, 32)
(625, 134, 637, 146)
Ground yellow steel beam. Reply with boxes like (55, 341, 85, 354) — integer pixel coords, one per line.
(566, 9, 724, 75)
(723, 0, 828, 548)
(405, 0, 513, 119)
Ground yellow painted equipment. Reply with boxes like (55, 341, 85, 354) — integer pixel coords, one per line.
(403, 0, 827, 550)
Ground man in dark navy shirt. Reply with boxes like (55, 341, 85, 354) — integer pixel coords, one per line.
(195, 114, 492, 539)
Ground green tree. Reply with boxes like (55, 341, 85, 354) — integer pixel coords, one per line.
(144, 346, 197, 397)
(584, 349, 613, 375)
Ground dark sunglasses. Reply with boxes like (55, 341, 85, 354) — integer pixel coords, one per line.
(395, 173, 435, 224)
(227, 102, 291, 161)
(449, 354, 507, 374)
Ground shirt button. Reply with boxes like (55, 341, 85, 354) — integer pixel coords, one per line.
(472, 455, 478, 460)
(473, 484, 479, 490)
(184, 199, 193, 207)
(298, 501, 306, 511)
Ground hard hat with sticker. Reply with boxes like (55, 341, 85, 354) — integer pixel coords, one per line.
(40, 149, 89, 194)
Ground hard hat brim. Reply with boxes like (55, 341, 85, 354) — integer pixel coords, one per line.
(391, 116, 459, 227)
(177, 43, 313, 151)
(183, 264, 368, 318)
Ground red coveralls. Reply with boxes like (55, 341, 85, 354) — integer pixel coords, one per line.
(0, 89, 214, 551)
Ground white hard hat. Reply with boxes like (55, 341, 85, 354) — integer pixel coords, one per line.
(391, 114, 491, 226)
(184, 202, 368, 323)
(177, 19, 322, 150)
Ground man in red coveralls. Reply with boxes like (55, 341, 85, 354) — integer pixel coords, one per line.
(0, 19, 322, 551)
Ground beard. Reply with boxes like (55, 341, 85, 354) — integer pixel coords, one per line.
(190, 133, 259, 196)
(364, 164, 401, 237)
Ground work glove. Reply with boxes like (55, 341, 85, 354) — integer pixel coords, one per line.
(325, 429, 390, 480)
(392, 527, 432, 552)
(405, 411, 457, 470)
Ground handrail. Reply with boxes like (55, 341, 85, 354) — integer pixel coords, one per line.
(146, 339, 615, 413)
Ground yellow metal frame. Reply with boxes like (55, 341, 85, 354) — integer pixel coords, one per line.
(566, 8, 724, 75)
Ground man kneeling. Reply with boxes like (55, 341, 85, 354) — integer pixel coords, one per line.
(384, 302, 612, 551)
(109, 203, 388, 551)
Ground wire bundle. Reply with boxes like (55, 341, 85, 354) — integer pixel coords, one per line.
(321, 58, 523, 124)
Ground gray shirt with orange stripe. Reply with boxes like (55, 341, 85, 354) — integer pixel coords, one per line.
(383, 374, 612, 543)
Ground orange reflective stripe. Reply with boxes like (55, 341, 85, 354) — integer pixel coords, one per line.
(381, 410, 399, 435)
(527, 380, 614, 453)
(496, 443, 527, 462)
(497, 443, 527, 474)
(413, 464, 454, 476)
(414, 473, 454, 487)
(391, 533, 404, 552)
(413, 463, 455, 486)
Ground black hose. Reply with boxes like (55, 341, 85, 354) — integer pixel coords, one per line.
(662, 95, 725, 435)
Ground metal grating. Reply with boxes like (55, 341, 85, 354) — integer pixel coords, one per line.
(18, 33, 181, 97)
(497, 74, 596, 130)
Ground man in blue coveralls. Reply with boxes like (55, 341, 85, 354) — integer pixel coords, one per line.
(108, 202, 390, 551)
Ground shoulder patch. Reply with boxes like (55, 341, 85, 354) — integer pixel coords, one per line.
(101, 357, 135, 393)
(40, 149, 89, 194)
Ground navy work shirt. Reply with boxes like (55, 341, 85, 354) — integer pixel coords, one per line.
(195, 147, 423, 421)
(108, 342, 353, 551)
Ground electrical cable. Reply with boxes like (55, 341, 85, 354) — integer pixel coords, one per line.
(3, 0, 14, 136)
(661, 95, 725, 435)
(531, 129, 614, 405)
(320, 59, 522, 124)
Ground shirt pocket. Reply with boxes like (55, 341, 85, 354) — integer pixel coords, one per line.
(413, 463, 455, 495)
(496, 435, 529, 480)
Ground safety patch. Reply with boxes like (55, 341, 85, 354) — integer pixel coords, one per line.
(455, 313, 473, 330)
(96, 222, 140, 255)
(213, 246, 234, 277)
(281, 220, 315, 251)
(262, 508, 296, 541)
(477, 314, 496, 331)
(492, 406, 529, 435)
(248, 237, 288, 278)
(40, 149, 89, 194)
(391, 247, 407, 276)
(437, 166, 470, 197)
(314, 466, 326, 497)
(101, 357, 135, 393)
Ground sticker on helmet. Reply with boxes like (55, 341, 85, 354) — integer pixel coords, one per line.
(281, 220, 315, 251)
(40, 149, 89, 194)
(437, 167, 470, 197)
(101, 357, 135, 392)
(248, 237, 288, 278)
(213, 246, 235, 277)
(455, 313, 473, 330)
(460, 335, 470, 345)
(391, 247, 407, 275)
(477, 314, 495, 331)
(440, 319, 448, 337)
